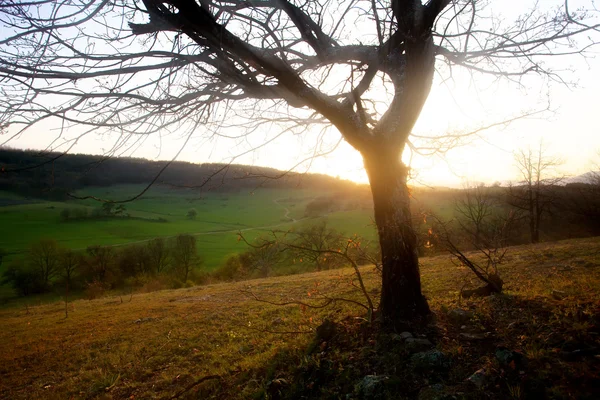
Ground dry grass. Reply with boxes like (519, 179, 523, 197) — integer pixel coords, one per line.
(1, 237, 599, 399)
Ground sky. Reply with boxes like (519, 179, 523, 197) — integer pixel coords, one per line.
(3, 0, 600, 187)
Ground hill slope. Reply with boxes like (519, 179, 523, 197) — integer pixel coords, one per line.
(1, 237, 599, 399)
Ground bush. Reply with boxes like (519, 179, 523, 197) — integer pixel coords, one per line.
(84, 281, 107, 300)
(213, 254, 249, 282)
(141, 278, 168, 293)
(1, 262, 46, 296)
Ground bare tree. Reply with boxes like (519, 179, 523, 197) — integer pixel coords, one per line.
(171, 234, 200, 281)
(85, 245, 116, 283)
(146, 237, 170, 274)
(290, 221, 344, 271)
(440, 185, 516, 297)
(60, 249, 81, 318)
(1, 1, 599, 326)
(29, 239, 60, 288)
(508, 143, 563, 243)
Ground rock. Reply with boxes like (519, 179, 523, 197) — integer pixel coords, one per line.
(459, 333, 488, 341)
(133, 317, 155, 324)
(552, 290, 567, 300)
(391, 331, 413, 342)
(467, 368, 489, 388)
(411, 350, 451, 372)
(495, 347, 527, 368)
(315, 319, 337, 341)
(405, 338, 434, 351)
(448, 309, 473, 324)
(271, 317, 284, 326)
(399, 331, 414, 340)
(354, 375, 389, 399)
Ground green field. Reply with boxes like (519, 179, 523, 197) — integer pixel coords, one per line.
(0, 185, 379, 272)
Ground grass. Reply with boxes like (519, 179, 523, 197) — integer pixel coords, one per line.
(0, 236, 598, 399)
(0, 184, 457, 271)
(0, 186, 376, 271)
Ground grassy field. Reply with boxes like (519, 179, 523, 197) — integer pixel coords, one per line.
(0, 185, 379, 271)
(0, 237, 598, 399)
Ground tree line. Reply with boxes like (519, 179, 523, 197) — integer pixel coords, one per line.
(0, 148, 360, 200)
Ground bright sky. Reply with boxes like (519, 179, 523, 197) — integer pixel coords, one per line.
(4, 1, 600, 187)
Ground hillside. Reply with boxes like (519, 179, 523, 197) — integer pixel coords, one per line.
(1, 237, 598, 399)
(0, 148, 363, 199)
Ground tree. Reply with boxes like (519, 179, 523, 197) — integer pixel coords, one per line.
(146, 237, 170, 274)
(171, 234, 200, 281)
(85, 245, 116, 284)
(186, 208, 198, 220)
(60, 249, 81, 318)
(29, 239, 61, 289)
(290, 221, 344, 271)
(1, 1, 598, 327)
(507, 143, 563, 244)
(441, 185, 516, 297)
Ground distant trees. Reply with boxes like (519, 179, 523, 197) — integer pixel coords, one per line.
(507, 144, 563, 244)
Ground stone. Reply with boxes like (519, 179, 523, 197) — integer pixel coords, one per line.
(495, 347, 527, 368)
(354, 375, 389, 399)
(405, 338, 434, 351)
(448, 309, 473, 323)
(459, 333, 488, 341)
(467, 368, 488, 388)
(411, 350, 451, 372)
(399, 331, 414, 340)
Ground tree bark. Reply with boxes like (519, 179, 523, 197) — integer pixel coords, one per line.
(363, 150, 430, 329)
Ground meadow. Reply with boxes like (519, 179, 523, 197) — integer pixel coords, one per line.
(0, 237, 598, 399)
(0, 185, 377, 272)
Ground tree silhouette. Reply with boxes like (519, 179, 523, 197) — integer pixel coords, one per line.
(1, 1, 598, 327)
(508, 143, 563, 244)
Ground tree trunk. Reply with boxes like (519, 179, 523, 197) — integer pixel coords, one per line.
(363, 151, 430, 329)
(65, 280, 69, 318)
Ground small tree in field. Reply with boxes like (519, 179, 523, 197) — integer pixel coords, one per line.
(146, 238, 170, 275)
(29, 239, 60, 289)
(435, 185, 516, 297)
(186, 208, 198, 221)
(171, 234, 200, 282)
(60, 249, 81, 318)
(85, 245, 116, 284)
(290, 221, 344, 271)
(507, 143, 563, 244)
(1, 1, 598, 327)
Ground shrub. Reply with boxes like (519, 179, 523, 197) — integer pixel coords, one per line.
(141, 278, 168, 293)
(1, 261, 46, 296)
(85, 281, 107, 300)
